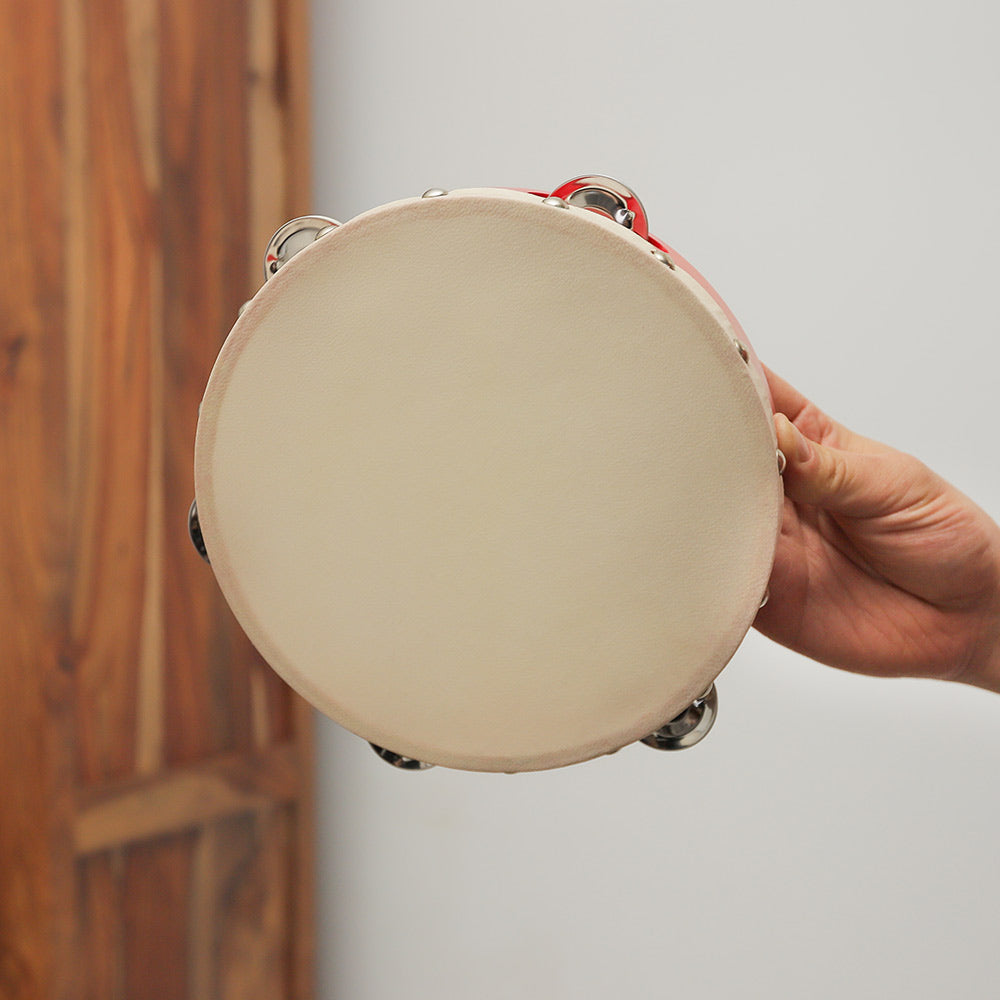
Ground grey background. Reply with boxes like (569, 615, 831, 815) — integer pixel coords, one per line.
(308, 2, 1000, 996)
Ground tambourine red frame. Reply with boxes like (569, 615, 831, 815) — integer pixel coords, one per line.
(192, 177, 784, 772)
(531, 178, 771, 408)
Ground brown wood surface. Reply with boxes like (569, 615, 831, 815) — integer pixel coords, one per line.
(0, 0, 315, 997)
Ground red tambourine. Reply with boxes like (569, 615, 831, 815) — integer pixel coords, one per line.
(191, 176, 784, 772)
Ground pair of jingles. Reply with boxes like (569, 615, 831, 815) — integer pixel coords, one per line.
(190, 176, 784, 773)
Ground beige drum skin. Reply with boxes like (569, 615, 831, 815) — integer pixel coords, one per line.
(194, 185, 783, 772)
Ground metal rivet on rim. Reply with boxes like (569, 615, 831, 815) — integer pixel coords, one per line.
(421, 188, 448, 198)
(614, 207, 636, 229)
(651, 247, 676, 270)
(777, 449, 787, 474)
(736, 340, 750, 362)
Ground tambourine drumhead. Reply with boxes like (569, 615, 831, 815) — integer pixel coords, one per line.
(195, 188, 782, 772)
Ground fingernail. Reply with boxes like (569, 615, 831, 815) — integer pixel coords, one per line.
(791, 421, 812, 463)
(775, 413, 812, 464)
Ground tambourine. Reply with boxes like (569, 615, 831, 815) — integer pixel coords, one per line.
(191, 176, 784, 772)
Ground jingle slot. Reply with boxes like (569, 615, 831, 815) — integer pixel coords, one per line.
(188, 499, 210, 564)
(369, 742, 436, 771)
(640, 684, 718, 751)
(550, 175, 650, 239)
(262, 215, 340, 281)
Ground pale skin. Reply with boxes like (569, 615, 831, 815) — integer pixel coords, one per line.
(753, 368, 1000, 694)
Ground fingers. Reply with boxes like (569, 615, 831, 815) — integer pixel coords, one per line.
(762, 365, 812, 421)
(774, 413, 919, 518)
(763, 365, 893, 455)
(764, 366, 932, 517)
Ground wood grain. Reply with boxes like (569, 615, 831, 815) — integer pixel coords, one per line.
(216, 809, 293, 1000)
(160, 0, 256, 769)
(0, 0, 75, 996)
(68, 0, 155, 787)
(79, 852, 126, 1000)
(0, 0, 315, 995)
(75, 744, 303, 855)
(123, 834, 198, 999)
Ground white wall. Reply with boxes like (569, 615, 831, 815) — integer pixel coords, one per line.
(309, 2, 1000, 996)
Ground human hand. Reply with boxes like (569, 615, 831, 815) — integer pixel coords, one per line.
(753, 368, 1000, 693)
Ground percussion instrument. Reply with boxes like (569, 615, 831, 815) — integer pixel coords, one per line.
(191, 176, 784, 772)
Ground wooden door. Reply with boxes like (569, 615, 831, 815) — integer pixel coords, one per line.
(0, 1, 315, 997)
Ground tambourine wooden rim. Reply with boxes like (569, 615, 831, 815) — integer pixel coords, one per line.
(194, 182, 782, 772)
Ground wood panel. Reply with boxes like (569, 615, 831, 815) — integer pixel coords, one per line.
(0, 2, 75, 997)
(0, 0, 315, 996)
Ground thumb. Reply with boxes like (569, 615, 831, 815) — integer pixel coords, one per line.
(774, 413, 917, 519)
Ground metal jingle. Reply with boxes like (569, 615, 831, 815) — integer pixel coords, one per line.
(736, 340, 750, 362)
(188, 499, 209, 564)
(566, 184, 634, 226)
(549, 174, 650, 239)
(263, 215, 340, 281)
(640, 683, 718, 751)
(541, 196, 569, 208)
(421, 188, 449, 198)
(777, 449, 787, 475)
(368, 742, 435, 771)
